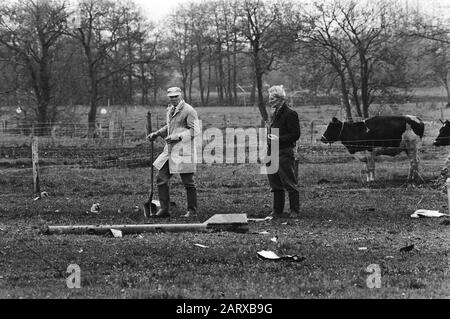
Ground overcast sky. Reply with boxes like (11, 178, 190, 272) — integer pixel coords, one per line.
(134, 0, 449, 23)
(134, 0, 196, 22)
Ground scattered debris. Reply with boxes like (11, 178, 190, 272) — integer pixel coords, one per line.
(110, 229, 122, 238)
(364, 207, 375, 212)
(385, 256, 394, 259)
(257, 250, 305, 262)
(270, 236, 278, 243)
(399, 244, 414, 252)
(253, 231, 270, 235)
(318, 178, 330, 184)
(281, 222, 288, 225)
(40, 191, 49, 198)
(90, 203, 101, 214)
(137, 235, 144, 239)
(133, 206, 140, 212)
(358, 247, 368, 251)
(33, 196, 41, 201)
(194, 243, 209, 248)
(0, 225, 5, 232)
(441, 220, 450, 225)
(78, 249, 83, 253)
(411, 209, 450, 218)
(54, 210, 60, 213)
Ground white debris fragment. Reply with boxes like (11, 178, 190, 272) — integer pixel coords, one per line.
(90, 203, 100, 214)
(270, 236, 278, 243)
(358, 247, 368, 251)
(110, 229, 122, 238)
(411, 209, 450, 218)
(194, 243, 209, 248)
(257, 250, 281, 260)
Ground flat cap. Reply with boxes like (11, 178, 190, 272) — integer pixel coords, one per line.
(167, 87, 182, 97)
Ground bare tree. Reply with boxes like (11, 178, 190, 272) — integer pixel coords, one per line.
(237, 0, 298, 121)
(67, 0, 151, 136)
(0, 0, 67, 135)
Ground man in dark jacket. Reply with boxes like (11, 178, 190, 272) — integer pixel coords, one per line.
(266, 85, 301, 218)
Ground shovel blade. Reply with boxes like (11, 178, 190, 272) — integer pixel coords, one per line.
(204, 214, 248, 233)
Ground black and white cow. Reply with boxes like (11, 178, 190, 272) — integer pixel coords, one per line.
(433, 120, 450, 177)
(320, 115, 425, 182)
(433, 120, 450, 147)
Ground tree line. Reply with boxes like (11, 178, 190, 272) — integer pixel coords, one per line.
(0, 0, 449, 135)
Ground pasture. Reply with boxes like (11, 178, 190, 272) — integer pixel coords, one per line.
(0, 102, 449, 299)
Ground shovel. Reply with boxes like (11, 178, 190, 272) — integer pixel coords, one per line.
(45, 214, 249, 235)
(143, 112, 159, 217)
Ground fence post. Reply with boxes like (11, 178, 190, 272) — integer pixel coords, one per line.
(31, 127, 40, 194)
(51, 126, 57, 146)
(310, 120, 314, 144)
(109, 118, 114, 141)
(223, 114, 228, 129)
(441, 107, 444, 121)
(119, 119, 125, 145)
(99, 123, 103, 141)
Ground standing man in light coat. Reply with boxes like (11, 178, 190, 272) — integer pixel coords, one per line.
(147, 87, 200, 218)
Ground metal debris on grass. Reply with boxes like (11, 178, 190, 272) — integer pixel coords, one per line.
(358, 247, 368, 251)
(270, 236, 278, 243)
(399, 244, 415, 252)
(411, 209, 450, 218)
(194, 243, 209, 248)
(90, 203, 101, 214)
(257, 250, 305, 262)
(110, 229, 122, 238)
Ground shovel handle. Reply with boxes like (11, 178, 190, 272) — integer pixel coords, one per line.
(147, 112, 154, 201)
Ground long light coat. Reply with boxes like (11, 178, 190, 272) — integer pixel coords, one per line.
(153, 100, 200, 174)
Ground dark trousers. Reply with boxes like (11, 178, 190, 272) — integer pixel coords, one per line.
(267, 148, 299, 214)
(156, 162, 197, 213)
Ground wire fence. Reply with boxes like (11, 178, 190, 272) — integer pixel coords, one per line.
(2, 113, 450, 195)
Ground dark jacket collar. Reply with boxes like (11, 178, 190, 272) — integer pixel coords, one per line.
(270, 102, 287, 126)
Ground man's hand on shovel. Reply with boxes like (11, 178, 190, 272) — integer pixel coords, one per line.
(147, 132, 158, 141)
(165, 135, 182, 144)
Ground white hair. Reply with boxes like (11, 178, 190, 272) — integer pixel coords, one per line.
(268, 85, 286, 99)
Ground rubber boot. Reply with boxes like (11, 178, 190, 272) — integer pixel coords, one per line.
(156, 183, 170, 218)
(270, 190, 285, 217)
(183, 187, 197, 218)
(288, 191, 300, 217)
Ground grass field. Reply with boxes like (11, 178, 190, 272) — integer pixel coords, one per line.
(0, 101, 449, 299)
